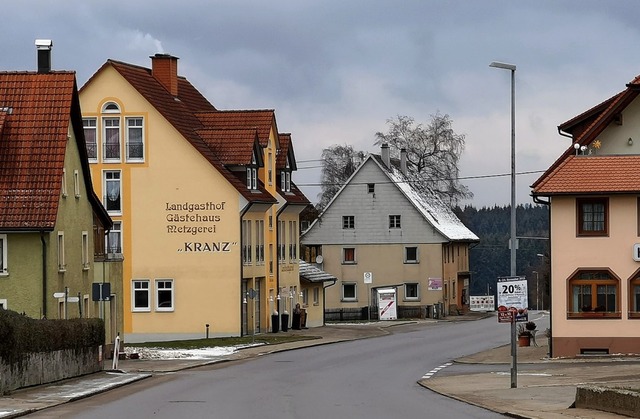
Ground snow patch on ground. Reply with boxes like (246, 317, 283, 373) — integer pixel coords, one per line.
(124, 343, 265, 360)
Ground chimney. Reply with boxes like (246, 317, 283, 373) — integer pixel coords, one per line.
(151, 53, 179, 96)
(400, 148, 407, 175)
(35, 39, 53, 73)
(381, 143, 391, 169)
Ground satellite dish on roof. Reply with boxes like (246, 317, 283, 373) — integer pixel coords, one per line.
(315, 255, 324, 264)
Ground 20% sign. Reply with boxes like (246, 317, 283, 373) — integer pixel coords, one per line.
(496, 276, 529, 323)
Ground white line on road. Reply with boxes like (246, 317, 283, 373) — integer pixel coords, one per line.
(421, 362, 452, 379)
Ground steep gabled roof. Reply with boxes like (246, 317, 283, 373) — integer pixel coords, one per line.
(0, 71, 110, 230)
(304, 153, 478, 242)
(86, 60, 276, 205)
(196, 110, 278, 148)
(276, 133, 297, 170)
(197, 128, 260, 165)
(532, 74, 640, 192)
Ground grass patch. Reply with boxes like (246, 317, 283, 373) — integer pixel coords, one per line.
(128, 334, 320, 350)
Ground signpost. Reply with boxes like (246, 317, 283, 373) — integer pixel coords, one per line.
(364, 272, 372, 322)
(497, 276, 528, 389)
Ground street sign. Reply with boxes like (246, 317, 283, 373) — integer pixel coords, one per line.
(363, 272, 373, 284)
(66, 297, 80, 303)
(53, 292, 65, 298)
(497, 276, 528, 323)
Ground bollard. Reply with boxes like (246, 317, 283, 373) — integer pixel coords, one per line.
(206, 323, 210, 339)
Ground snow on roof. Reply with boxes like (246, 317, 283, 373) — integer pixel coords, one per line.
(378, 157, 479, 242)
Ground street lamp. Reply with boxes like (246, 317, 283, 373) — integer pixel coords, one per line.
(490, 61, 517, 277)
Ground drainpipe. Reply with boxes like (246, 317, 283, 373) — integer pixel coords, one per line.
(323, 279, 337, 326)
(40, 232, 47, 319)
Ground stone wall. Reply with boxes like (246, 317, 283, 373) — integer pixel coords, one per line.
(575, 385, 640, 417)
(0, 346, 101, 394)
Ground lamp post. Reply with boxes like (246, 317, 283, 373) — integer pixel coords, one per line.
(491, 60, 517, 389)
(490, 61, 517, 278)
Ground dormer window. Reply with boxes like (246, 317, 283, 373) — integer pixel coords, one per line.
(280, 160, 291, 192)
(247, 151, 258, 190)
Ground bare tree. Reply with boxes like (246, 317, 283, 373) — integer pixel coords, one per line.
(375, 113, 472, 207)
(317, 144, 366, 211)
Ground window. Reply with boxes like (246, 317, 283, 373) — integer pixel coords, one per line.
(268, 153, 273, 185)
(61, 168, 68, 197)
(132, 280, 150, 311)
(242, 220, 252, 265)
(281, 170, 291, 192)
(57, 232, 65, 272)
(156, 279, 174, 311)
(342, 216, 355, 229)
(269, 244, 274, 275)
(302, 288, 308, 305)
(83, 118, 97, 161)
(568, 270, 619, 318)
(0, 234, 7, 276)
(343, 247, 356, 264)
(104, 171, 121, 214)
(367, 183, 375, 193)
(278, 221, 286, 261)
(405, 283, 419, 300)
(255, 220, 265, 264)
(577, 198, 608, 236)
(0, 299, 6, 309)
(629, 276, 640, 318)
(289, 220, 297, 262)
(404, 246, 418, 263)
(103, 117, 121, 161)
(81, 231, 90, 270)
(342, 283, 357, 301)
(73, 170, 80, 198)
(126, 117, 144, 161)
(313, 287, 319, 305)
(389, 215, 401, 229)
(247, 151, 258, 190)
(107, 221, 122, 254)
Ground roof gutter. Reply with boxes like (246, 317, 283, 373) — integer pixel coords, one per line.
(40, 231, 47, 319)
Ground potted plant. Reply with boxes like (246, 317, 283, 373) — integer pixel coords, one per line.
(517, 321, 536, 347)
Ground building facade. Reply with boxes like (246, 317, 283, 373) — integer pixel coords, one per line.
(532, 73, 640, 357)
(302, 145, 478, 319)
(0, 43, 117, 336)
(79, 54, 310, 342)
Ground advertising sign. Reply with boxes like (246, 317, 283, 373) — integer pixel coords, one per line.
(377, 288, 397, 320)
(428, 278, 442, 291)
(497, 276, 528, 323)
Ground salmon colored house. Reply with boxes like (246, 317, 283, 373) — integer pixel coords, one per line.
(79, 54, 310, 342)
(532, 73, 640, 357)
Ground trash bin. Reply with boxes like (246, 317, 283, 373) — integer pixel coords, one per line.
(292, 311, 301, 330)
(281, 312, 289, 332)
(271, 312, 279, 333)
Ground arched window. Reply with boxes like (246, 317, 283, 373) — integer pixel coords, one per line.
(101, 102, 121, 161)
(102, 102, 120, 113)
(568, 270, 620, 318)
(629, 273, 640, 319)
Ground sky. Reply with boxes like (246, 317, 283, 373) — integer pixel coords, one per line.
(2, 1, 640, 208)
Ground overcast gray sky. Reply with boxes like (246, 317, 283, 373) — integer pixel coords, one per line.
(3, 1, 639, 208)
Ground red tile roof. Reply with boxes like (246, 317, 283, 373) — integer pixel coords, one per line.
(532, 155, 640, 195)
(532, 74, 640, 193)
(197, 128, 259, 165)
(0, 71, 110, 230)
(196, 110, 278, 148)
(92, 60, 276, 204)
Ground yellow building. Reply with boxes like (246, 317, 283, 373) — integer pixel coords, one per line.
(79, 54, 308, 342)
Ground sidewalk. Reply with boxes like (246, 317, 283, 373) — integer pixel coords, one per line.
(1, 315, 638, 418)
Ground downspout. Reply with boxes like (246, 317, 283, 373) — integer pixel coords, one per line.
(533, 194, 551, 357)
(40, 231, 47, 319)
(323, 279, 337, 326)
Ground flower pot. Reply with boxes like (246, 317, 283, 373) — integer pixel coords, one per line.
(518, 335, 531, 347)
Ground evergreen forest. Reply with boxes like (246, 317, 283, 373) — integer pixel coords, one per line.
(455, 204, 550, 310)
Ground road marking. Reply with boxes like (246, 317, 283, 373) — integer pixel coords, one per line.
(421, 362, 452, 379)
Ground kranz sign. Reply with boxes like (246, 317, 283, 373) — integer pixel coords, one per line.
(496, 276, 528, 323)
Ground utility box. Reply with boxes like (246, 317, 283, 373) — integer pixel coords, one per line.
(377, 288, 397, 320)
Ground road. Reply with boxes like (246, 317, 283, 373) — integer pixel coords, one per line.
(29, 316, 540, 419)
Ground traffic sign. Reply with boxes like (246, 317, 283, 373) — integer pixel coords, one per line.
(363, 272, 373, 284)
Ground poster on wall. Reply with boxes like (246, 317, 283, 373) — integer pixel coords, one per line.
(428, 278, 443, 291)
(497, 276, 528, 323)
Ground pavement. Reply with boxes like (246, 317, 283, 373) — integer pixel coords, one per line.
(1, 313, 638, 418)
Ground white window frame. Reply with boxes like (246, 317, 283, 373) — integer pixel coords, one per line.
(256, 220, 265, 264)
(125, 117, 145, 162)
(289, 220, 297, 262)
(404, 283, 420, 301)
(342, 215, 355, 229)
(83, 117, 98, 162)
(0, 299, 6, 309)
(81, 231, 90, 270)
(313, 287, 319, 305)
(242, 220, 252, 265)
(0, 234, 7, 276)
(103, 170, 122, 215)
(155, 279, 174, 312)
(102, 117, 121, 162)
(342, 247, 356, 264)
(278, 220, 286, 261)
(342, 283, 357, 302)
(57, 232, 65, 272)
(74, 169, 80, 198)
(107, 221, 122, 255)
(389, 214, 401, 229)
(132, 279, 150, 312)
(61, 168, 68, 198)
